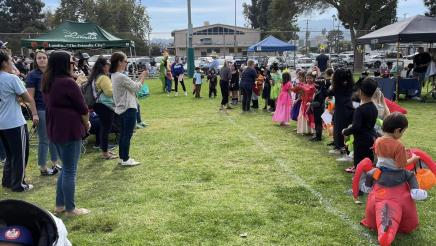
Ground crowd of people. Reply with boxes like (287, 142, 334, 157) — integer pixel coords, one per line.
(0, 40, 150, 217)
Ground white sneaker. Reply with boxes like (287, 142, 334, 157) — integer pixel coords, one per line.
(329, 149, 342, 155)
(167, 93, 170, 97)
(24, 184, 34, 192)
(175, 92, 179, 96)
(336, 155, 353, 162)
(121, 158, 140, 166)
(184, 91, 188, 96)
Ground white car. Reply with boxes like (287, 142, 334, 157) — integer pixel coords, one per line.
(88, 54, 111, 67)
(296, 58, 315, 70)
(339, 54, 354, 65)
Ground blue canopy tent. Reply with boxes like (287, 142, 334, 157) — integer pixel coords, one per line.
(247, 35, 296, 52)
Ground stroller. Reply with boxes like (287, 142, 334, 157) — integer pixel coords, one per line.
(0, 199, 71, 246)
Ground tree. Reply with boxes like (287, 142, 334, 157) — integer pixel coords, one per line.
(424, 0, 436, 16)
(0, 0, 46, 33)
(327, 29, 344, 53)
(323, 0, 397, 71)
(243, 0, 326, 40)
(53, 0, 151, 55)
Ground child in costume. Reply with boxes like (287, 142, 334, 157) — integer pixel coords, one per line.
(343, 78, 379, 173)
(269, 64, 282, 112)
(252, 69, 264, 109)
(262, 68, 272, 110)
(295, 72, 316, 135)
(272, 72, 293, 126)
(207, 69, 218, 98)
(193, 67, 203, 98)
(310, 77, 329, 141)
(230, 63, 240, 105)
(159, 50, 169, 93)
(361, 112, 427, 246)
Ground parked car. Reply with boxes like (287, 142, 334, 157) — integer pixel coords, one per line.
(128, 56, 151, 74)
(339, 54, 354, 66)
(296, 58, 315, 70)
(365, 55, 386, 69)
(88, 54, 111, 67)
(233, 56, 248, 67)
(267, 56, 287, 67)
(330, 58, 348, 70)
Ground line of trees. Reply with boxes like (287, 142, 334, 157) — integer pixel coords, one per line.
(0, 0, 156, 55)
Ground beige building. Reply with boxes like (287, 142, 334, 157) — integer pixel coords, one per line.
(171, 23, 261, 57)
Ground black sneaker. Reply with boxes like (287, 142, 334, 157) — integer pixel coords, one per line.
(309, 136, 322, 142)
(108, 144, 117, 151)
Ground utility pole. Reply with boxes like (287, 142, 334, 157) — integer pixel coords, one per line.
(305, 19, 309, 54)
(337, 23, 340, 54)
(148, 32, 151, 58)
(234, 0, 237, 56)
(187, 0, 194, 77)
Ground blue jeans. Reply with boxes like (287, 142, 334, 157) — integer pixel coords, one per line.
(165, 77, 172, 93)
(0, 140, 5, 160)
(37, 110, 58, 167)
(119, 108, 137, 161)
(55, 140, 81, 211)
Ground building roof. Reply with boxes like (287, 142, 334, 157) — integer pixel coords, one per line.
(171, 23, 259, 35)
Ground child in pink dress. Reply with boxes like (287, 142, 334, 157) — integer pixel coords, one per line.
(272, 72, 293, 126)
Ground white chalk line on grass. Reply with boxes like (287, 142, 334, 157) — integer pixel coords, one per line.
(226, 116, 377, 245)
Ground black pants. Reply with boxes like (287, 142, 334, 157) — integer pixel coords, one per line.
(269, 99, 276, 111)
(0, 125, 29, 191)
(174, 76, 186, 92)
(313, 108, 323, 139)
(195, 84, 201, 98)
(333, 108, 354, 150)
(93, 103, 114, 152)
(354, 143, 375, 167)
(241, 85, 252, 111)
(209, 82, 217, 98)
(220, 80, 229, 106)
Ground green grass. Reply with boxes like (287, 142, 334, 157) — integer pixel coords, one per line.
(2, 78, 436, 245)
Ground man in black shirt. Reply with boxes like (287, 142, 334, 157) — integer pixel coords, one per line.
(343, 78, 378, 170)
(240, 60, 257, 112)
(316, 49, 330, 73)
(413, 47, 432, 96)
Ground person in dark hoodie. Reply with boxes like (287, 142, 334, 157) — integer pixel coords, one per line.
(310, 77, 329, 141)
(171, 57, 187, 96)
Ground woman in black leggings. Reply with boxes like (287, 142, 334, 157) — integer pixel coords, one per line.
(89, 57, 116, 160)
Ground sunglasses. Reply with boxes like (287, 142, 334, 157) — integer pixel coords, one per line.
(35, 49, 45, 53)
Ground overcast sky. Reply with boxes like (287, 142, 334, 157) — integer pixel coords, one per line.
(44, 0, 428, 39)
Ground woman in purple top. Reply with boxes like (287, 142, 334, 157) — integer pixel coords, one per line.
(42, 51, 90, 216)
(26, 50, 60, 176)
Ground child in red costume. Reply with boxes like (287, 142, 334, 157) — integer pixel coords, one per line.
(295, 72, 316, 134)
(361, 112, 427, 246)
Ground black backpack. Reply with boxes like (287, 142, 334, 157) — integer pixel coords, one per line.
(80, 79, 101, 109)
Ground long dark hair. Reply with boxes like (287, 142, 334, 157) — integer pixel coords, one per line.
(42, 51, 71, 93)
(88, 56, 109, 84)
(282, 72, 291, 84)
(0, 50, 10, 70)
(332, 68, 354, 91)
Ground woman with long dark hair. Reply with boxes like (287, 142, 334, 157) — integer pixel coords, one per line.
(25, 50, 60, 176)
(110, 52, 147, 166)
(329, 68, 354, 156)
(0, 50, 39, 192)
(42, 51, 90, 216)
(88, 56, 116, 160)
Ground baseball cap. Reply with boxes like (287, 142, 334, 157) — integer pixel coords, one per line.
(0, 226, 33, 245)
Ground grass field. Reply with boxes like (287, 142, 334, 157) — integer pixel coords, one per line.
(2, 78, 436, 245)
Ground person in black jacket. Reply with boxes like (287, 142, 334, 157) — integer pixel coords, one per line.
(343, 78, 378, 171)
(310, 77, 328, 141)
(328, 69, 355, 155)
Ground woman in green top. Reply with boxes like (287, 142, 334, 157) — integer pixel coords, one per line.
(269, 64, 282, 112)
(90, 57, 116, 160)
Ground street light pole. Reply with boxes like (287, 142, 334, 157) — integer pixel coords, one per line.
(187, 0, 194, 77)
(331, 14, 335, 56)
(234, 0, 237, 56)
